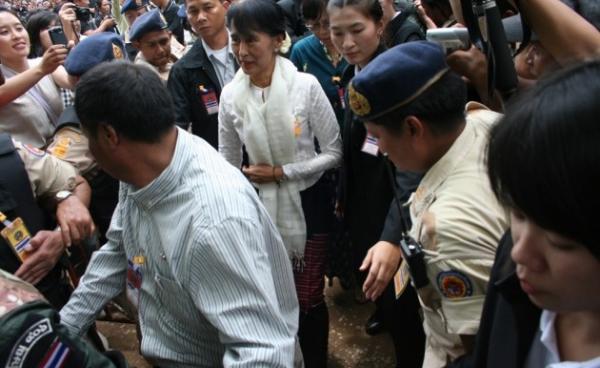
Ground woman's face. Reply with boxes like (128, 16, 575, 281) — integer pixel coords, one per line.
(0, 12, 30, 60)
(231, 24, 283, 82)
(39, 19, 57, 52)
(510, 210, 600, 313)
(305, 13, 332, 48)
(328, 5, 383, 68)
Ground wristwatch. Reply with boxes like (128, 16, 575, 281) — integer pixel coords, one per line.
(55, 190, 73, 203)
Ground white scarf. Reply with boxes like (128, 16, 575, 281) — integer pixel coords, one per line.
(231, 56, 307, 266)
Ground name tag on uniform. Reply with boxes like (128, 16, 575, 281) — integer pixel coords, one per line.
(394, 261, 411, 299)
(126, 257, 143, 309)
(1, 217, 32, 263)
(361, 134, 379, 156)
(199, 85, 219, 115)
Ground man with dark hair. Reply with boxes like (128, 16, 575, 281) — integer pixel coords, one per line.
(167, 0, 236, 148)
(150, 0, 184, 43)
(59, 61, 300, 367)
(352, 41, 508, 368)
(129, 9, 187, 81)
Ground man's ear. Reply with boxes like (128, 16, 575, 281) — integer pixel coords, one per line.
(222, 0, 231, 9)
(132, 40, 141, 49)
(99, 124, 120, 148)
(404, 116, 425, 139)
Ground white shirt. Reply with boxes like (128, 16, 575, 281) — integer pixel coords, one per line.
(525, 310, 600, 368)
(201, 35, 236, 88)
(218, 70, 342, 191)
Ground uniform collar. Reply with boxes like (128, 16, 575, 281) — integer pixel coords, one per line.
(201, 31, 233, 60)
(126, 128, 191, 208)
(410, 114, 475, 215)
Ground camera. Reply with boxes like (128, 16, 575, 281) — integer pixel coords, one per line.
(74, 6, 92, 21)
(426, 28, 471, 54)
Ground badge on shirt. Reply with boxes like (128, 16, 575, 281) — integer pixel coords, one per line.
(294, 117, 302, 138)
(50, 136, 72, 159)
(361, 133, 379, 156)
(199, 85, 219, 115)
(337, 87, 346, 109)
(126, 257, 144, 309)
(1, 217, 32, 262)
(394, 261, 411, 299)
(436, 270, 473, 298)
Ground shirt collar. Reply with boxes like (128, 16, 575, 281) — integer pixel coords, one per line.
(126, 128, 191, 208)
(201, 31, 233, 60)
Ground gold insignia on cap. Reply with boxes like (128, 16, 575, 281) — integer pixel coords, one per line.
(112, 43, 123, 59)
(348, 83, 371, 116)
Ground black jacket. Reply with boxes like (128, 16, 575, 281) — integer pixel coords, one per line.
(167, 40, 238, 148)
(450, 232, 541, 368)
(383, 5, 425, 48)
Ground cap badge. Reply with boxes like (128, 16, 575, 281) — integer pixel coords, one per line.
(348, 83, 371, 117)
(112, 43, 124, 59)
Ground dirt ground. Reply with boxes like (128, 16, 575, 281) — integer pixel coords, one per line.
(97, 278, 396, 367)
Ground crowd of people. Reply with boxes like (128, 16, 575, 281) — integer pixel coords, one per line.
(0, 0, 599, 366)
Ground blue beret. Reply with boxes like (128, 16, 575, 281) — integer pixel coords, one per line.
(64, 33, 127, 76)
(129, 9, 168, 41)
(348, 41, 449, 121)
(121, 0, 147, 14)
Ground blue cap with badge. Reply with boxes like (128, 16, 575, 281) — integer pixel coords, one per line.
(121, 0, 147, 14)
(348, 41, 449, 121)
(129, 9, 169, 41)
(64, 32, 127, 77)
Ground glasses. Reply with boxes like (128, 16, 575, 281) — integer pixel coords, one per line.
(305, 19, 330, 33)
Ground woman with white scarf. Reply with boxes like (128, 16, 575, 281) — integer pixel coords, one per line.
(218, 0, 342, 365)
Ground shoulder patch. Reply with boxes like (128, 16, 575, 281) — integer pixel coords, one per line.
(436, 270, 473, 298)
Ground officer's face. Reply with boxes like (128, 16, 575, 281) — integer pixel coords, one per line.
(135, 30, 171, 67)
(328, 5, 384, 68)
(185, 0, 226, 40)
(510, 210, 600, 312)
(125, 7, 147, 27)
(0, 12, 30, 60)
(364, 121, 421, 172)
(231, 25, 283, 83)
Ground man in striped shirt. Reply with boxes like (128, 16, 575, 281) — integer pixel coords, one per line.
(59, 61, 300, 367)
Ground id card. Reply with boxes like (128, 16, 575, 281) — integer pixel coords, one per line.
(361, 134, 380, 156)
(1, 218, 32, 262)
(394, 261, 411, 299)
(126, 257, 143, 309)
(337, 87, 346, 109)
(199, 86, 219, 115)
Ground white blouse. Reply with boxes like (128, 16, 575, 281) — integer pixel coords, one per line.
(218, 71, 342, 191)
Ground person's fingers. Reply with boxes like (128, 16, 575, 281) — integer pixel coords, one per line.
(362, 261, 380, 295)
(59, 222, 72, 247)
(69, 223, 82, 245)
(359, 249, 373, 271)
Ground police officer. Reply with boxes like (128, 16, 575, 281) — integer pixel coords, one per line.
(150, 0, 184, 45)
(45, 33, 127, 244)
(129, 9, 187, 82)
(167, 0, 237, 148)
(350, 42, 508, 368)
(121, 0, 151, 59)
(0, 134, 94, 308)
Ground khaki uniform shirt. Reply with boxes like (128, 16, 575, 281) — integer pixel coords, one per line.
(45, 127, 97, 181)
(14, 140, 77, 199)
(398, 102, 509, 368)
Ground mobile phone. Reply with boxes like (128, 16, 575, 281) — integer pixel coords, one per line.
(48, 26, 68, 47)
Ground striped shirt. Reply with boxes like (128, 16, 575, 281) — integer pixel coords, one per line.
(59, 129, 299, 367)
